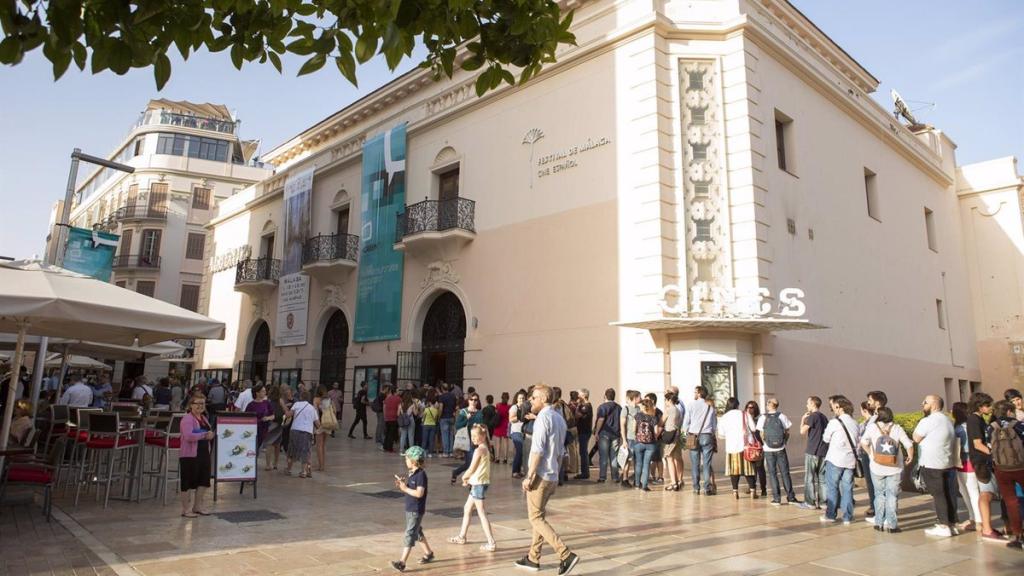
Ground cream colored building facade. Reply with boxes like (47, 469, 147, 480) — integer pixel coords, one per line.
(198, 0, 990, 414)
(957, 157, 1024, 392)
(62, 100, 271, 382)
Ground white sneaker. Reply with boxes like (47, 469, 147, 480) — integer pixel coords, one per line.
(820, 515, 837, 524)
(864, 517, 875, 524)
(925, 524, 953, 538)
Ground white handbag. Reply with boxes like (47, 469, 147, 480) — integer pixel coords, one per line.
(454, 427, 471, 452)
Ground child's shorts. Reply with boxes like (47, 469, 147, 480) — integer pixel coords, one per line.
(470, 484, 488, 500)
(404, 512, 426, 547)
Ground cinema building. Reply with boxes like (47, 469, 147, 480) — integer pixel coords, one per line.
(197, 0, 991, 413)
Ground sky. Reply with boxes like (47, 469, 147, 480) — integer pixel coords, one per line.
(1, 0, 1021, 260)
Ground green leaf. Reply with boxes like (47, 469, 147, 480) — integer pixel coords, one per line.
(335, 54, 357, 86)
(154, 53, 171, 90)
(286, 38, 314, 56)
(460, 55, 483, 71)
(475, 69, 489, 97)
(295, 3, 317, 16)
(354, 30, 377, 63)
(0, 37, 21, 65)
(297, 53, 325, 76)
(268, 51, 282, 73)
(108, 42, 132, 75)
(71, 41, 86, 70)
(230, 42, 243, 69)
(52, 49, 72, 80)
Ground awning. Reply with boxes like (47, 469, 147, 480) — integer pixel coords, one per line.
(611, 316, 828, 333)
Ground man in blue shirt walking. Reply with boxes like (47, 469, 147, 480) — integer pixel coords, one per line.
(514, 383, 580, 575)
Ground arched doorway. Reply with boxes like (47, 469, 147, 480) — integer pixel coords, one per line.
(421, 291, 466, 386)
(249, 321, 270, 384)
(320, 309, 349, 392)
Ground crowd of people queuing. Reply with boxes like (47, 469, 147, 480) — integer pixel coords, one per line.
(6, 360, 1024, 567)
(362, 379, 1024, 572)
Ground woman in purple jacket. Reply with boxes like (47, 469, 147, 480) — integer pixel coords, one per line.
(180, 392, 215, 518)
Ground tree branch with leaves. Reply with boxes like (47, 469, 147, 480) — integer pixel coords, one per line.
(0, 0, 576, 96)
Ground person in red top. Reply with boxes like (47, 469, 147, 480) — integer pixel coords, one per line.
(383, 386, 403, 452)
(493, 392, 512, 464)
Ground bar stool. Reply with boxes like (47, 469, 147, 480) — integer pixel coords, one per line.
(62, 407, 100, 494)
(74, 413, 137, 508)
(144, 413, 183, 505)
(1, 436, 67, 521)
(43, 405, 69, 453)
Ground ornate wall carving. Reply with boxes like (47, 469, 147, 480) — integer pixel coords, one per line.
(679, 59, 733, 315)
(421, 260, 460, 288)
(426, 80, 475, 116)
(322, 282, 347, 309)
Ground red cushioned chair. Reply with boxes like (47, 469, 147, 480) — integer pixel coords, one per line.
(74, 412, 137, 508)
(143, 413, 183, 505)
(1, 436, 67, 522)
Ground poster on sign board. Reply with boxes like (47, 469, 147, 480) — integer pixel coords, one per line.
(213, 413, 258, 499)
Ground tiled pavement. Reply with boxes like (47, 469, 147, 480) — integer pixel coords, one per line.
(3, 437, 1023, 575)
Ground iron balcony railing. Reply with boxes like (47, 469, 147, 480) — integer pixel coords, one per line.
(112, 254, 161, 269)
(302, 233, 359, 265)
(396, 197, 476, 243)
(235, 257, 280, 284)
(117, 204, 167, 221)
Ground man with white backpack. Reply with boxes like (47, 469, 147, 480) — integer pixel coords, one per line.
(756, 398, 798, 506)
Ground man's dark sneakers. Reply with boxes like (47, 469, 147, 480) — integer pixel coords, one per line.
(389, 560, 406, 572)
(558, 552, 580, 575)
(514, 557, 541, 572)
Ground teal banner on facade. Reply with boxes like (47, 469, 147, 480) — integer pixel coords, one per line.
(63, 226, 118, 282)
(354, 124, 407, 342)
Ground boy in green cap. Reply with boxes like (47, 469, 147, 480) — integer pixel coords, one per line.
(391, 446, 435, 572)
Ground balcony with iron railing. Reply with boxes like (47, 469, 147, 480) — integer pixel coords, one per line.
(301, 233, 359, 281)
(234, 257, 280, 296)
(117, 204, 168, 222)
(112, 254, 161, 271)
(394, 197, 476, 259)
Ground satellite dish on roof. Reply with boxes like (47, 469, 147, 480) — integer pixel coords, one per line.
(890, 89, 919, 127)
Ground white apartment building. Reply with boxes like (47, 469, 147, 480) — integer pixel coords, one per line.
(62, 99, 272, 383)
(196, 0, 1001, 415)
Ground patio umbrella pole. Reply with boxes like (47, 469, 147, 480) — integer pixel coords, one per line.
(54, 344, 72, 401)
(28, 336, 48, 422)
(0, 322, 28, 471)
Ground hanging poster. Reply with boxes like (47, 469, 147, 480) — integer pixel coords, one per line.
(215, 413, 258, 482)
(63, 226, 118, 282)
(354, 124, 407, 342)
(276, 167, 314, 347)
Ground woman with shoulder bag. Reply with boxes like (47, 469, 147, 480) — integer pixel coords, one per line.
(451, 393, 484, 484)
(719, 397, 758, 499)
(661, 392, 683, 491)
(746, 401, 768, 497)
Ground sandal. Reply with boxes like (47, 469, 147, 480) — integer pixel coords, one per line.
(448, 536, 466, 545)
(181, 512, 198, 518)
(193, 510, 211, 516)
(480, 542, 496, 552)
(418, 552, 435, 564)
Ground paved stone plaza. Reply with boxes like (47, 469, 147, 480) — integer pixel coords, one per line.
(3, 438, 1023, 576)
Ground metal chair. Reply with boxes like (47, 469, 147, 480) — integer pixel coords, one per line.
(43, 404, 69, 453)
(62, 407, 101, 494)
(143, 413, 183, 505)
(74, 412, 137, 508)
(1, 436, 67, 521)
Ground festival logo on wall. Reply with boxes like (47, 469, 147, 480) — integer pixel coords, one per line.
(276, 167, 314, 347)
(354, 124, 407, 342)
(63, 226, 118, 282)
